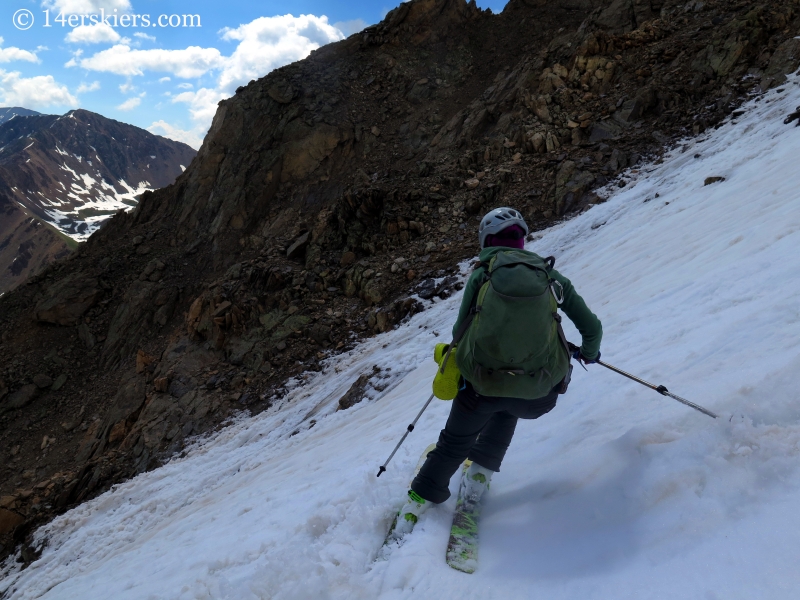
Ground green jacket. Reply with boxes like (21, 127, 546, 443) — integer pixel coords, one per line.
(452, 246, 603, 360)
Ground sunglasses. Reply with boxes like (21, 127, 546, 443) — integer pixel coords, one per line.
(495, 229, 525, 240)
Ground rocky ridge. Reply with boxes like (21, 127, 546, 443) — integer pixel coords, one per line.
(0, 108, 40, 126)
(1, 0, 799, 564)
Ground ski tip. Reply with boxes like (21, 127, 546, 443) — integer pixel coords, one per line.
(447, 559, 477, 574)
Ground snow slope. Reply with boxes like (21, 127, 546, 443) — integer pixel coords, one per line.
(3, 78, 800, 599)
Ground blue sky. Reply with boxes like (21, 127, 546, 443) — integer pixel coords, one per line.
(0, 0, 508, 148)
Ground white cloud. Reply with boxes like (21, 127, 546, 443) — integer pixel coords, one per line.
(148, 120, 204, 150)
(134, 32, 156, 42)
(73, 44, 224, 78)
(0, 38, 40, 63)
(333, 19, 368, 36)
(0, 70, 77, 109)
(217, 15, 343, 95)
(172, 87, 226, 127)
(65, 23, 121, 44)
(116, 96, 141, 111)
(158, 76, 170, 83)
(177, 82, 193, 89)
(119, 80, 135, 93)
(77, 80, 100, 93)
(42, 0, 131, 12)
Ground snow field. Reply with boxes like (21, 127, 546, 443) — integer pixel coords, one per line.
(2, 76, 800, 599)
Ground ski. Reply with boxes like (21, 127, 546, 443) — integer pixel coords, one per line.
(446, 460, 481, 574)
(380, 442, 437, 550)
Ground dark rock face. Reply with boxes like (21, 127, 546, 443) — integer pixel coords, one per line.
(33, 273, 102, 326)
(1, 0, 799, 565)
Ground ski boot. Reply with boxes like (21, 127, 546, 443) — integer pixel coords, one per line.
(387, 490, 430, 542)
(463, 462, 494, 507)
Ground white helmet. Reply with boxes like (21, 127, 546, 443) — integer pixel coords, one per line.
(478, 207, 528, 249)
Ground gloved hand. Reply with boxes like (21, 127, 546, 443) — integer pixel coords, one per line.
(573, 349, 600, 366)
(433, 343, 461, 400)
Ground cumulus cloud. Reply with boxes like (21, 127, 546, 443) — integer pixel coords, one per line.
(77, 80, 100, 93)
(73, 44, 224, 78)
(116, 96, 141, 111)
(0, 38, 40, 63)
(148, 120, 204, 150)
(134, 32, 156, 42)
(158, 76, 170, 83)
(171, 87, 226, 127)
(0, 70, 77, 109)
(333, 19, 368, 36)
(65, 23, 121, 44)
(217, 15, 343, 95)
(42, 0, 131, 12)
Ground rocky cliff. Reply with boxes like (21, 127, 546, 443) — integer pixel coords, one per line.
(1, 0, 799, 562)
(0, 109, 196, 294)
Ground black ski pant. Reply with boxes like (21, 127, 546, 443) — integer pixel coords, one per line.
(411, 382, 559, 504)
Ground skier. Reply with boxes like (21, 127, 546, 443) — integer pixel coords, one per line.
(390, 207, 603, 540)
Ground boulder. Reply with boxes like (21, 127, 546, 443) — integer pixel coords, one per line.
(51, 374, 68, 391)
(589, 119, 623, 143)
(33, 374, 53, 389)
(34, 273, 102, 326)
(286, 232, 310, 259)
(3, 384, 37, 411)
(337, 371, 373, 410)
(0, 508, 25, 535)
(78, 323, 96, 349)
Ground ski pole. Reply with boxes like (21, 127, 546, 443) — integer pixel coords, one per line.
(377, 392, 435, 477)
(595, 359, 718, 419)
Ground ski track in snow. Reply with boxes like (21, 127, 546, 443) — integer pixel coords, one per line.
(3, 78, 800, 599)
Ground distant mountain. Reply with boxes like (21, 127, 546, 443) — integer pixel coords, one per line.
(0, 106, 41, 125)
(0, 192, 74, 297)
(0, 108, 196, 293)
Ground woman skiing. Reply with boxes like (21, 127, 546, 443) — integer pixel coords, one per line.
(390, 206, 603, 540)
